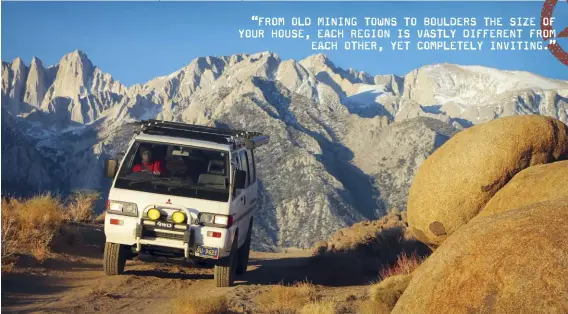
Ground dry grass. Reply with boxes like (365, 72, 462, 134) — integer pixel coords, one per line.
(255, 281, 318, 314)
(368, 273, 413, 311)
(65, 189, 101, 223)
(379, 252, 425, 280)
(171, 294, 230, 314)
(360, 252, 423, 313)
(299, 301, 337, 314)
(357, 299, 392, 314)
(1, 200, 18, 259)
(1, 194, 65, 263)
(94, 212, 106, 224)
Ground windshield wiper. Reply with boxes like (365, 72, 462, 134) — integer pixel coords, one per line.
(125, 176, 170, 186)
(127, 178, 156, 186)
(159, 181, 193, 192)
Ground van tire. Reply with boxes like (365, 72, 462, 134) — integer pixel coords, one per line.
(236, 219, 253, 275)
(215, 233, 238, 287)
(104, 242, 127, 275)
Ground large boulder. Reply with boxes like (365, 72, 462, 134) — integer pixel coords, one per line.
(407, 115, 568, 247)
(392, 197, 568, 314)
(478, 160, 568, 217)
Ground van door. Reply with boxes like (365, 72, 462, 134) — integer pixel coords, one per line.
(246, 148, 258, 212)
(233, 149, 254, 246)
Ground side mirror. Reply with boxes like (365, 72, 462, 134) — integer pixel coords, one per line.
(104, 159, 118, 178)
(234, 170, 247, 190)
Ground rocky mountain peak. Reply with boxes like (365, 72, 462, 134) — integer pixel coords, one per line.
(25, 56, 48, 107)
(30, 56, 42, 66)
(299, 53, 333, 72)
(12, 56, 25, 67)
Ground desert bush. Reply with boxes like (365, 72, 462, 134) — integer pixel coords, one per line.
(299, 301, 337, 314)
(256, 281, 318, 314)
(379, 252, 424, 280)
(1, 194, 64, 262)
(94, 212, 106, 224)
(171, 294, 229, 314)
(368, 273, 413, 311)
(66, 189, 101, 222)
(1, 199, 18, 259)
(357, 299, 392, 314)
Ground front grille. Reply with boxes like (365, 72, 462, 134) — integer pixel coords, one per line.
(142, 229, 185, 241)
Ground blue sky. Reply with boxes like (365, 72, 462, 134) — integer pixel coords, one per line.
(2, 1, 567, 86)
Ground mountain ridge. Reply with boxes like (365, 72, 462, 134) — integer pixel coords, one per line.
(5, 50, 566, 90)
(2, 49, 567, 249)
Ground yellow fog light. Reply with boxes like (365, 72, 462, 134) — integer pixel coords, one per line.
(172, 211, 186, 224)
(147, 208, 161, 221)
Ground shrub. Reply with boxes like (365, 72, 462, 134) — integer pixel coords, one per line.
(369, 273, 413, 310)
(1, 198, 17, 259)
(357, 299, 392, 314)
(379, 252, 425, 280)
(94, 212, 106, 224)
(256, 281, 317, 314)
(0, 194, 65, 263)
(360, 252, 424, 313)
(66, 189, 101, 223)
(300, 301, 336, 314)
(171, 294, 229, 314)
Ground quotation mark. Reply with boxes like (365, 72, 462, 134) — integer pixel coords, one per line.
(545, 39, 558, 50)
(251, 16, 258, 21)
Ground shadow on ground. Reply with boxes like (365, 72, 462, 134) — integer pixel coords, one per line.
(237, 226, 431, 287)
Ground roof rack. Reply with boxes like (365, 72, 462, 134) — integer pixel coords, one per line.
(129, 119, 269, 150)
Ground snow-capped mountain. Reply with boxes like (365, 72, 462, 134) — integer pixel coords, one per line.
(2, 50, 567, 249)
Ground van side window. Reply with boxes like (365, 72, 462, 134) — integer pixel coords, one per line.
(247, 149, 256, 183)
(239, 150, 250, 188)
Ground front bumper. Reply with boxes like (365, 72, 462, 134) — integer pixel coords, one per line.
(105, 214, 232, 259)
(135, 220, 195, 258)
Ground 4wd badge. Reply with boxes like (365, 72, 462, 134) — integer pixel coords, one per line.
(156, 221, 173, 229)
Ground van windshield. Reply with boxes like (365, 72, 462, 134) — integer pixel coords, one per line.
(114, 141, 230, 202)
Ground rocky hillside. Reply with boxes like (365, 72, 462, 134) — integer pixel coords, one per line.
(2, 50, 567, 249)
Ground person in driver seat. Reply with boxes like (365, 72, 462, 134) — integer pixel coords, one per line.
(132, 146, 162, 176)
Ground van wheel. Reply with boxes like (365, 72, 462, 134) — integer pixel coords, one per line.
(104, 242, 127, 275)
(236, 219, 253, 275)
(215, 233, 238, 287)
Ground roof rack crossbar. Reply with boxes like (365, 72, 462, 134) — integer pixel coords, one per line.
(140, 119, 263, 139)
(142, 125, 231, 140)
(142, 128, 232, 144)
(131, 119, 269, 149)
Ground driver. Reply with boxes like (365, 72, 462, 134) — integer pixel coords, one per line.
(132, 146, 162, 176)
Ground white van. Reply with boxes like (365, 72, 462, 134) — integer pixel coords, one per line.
(102, 120, 268, 287)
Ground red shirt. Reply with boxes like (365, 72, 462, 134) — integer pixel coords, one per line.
(133, 160, 162, 173)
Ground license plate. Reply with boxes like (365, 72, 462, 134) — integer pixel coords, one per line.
(196, 246, 219, 259)
(155, 221, 174, 229)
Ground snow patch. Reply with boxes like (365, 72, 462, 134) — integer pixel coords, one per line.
(343, 85, 388, 108)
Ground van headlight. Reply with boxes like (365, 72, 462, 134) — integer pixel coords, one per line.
(107, 200, 138, 217)
(198, 213, 233, 228)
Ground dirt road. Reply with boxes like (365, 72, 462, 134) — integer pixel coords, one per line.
(1, 224, 369, 313)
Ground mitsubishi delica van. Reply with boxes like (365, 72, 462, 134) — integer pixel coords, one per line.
(102, 120, 269, 287)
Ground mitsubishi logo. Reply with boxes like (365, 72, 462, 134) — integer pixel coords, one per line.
(166, 199, 172, 204)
